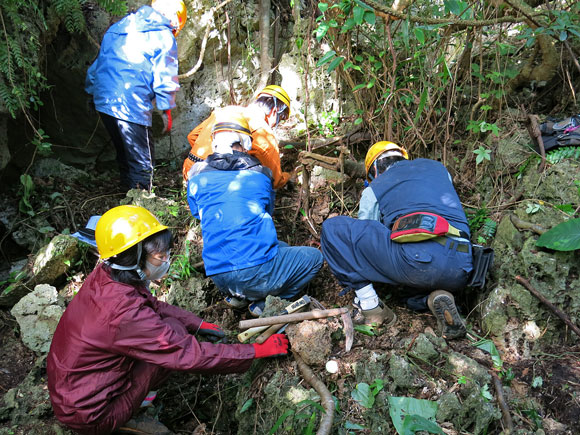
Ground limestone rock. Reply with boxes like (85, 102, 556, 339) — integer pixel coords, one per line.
(286, 320, 331, 366)
(10, 284, 65, 354)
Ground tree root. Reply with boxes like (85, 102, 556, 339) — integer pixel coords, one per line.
(293, 352, 334, 435)
(509, 215, 546, 235)
(491, 371, 514, 434)
(515, 275, 580, 339)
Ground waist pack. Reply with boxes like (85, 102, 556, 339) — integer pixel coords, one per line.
(390, 212, 465, 243)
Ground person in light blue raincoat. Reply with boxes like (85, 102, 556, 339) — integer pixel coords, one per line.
(86, 0, 187, 191)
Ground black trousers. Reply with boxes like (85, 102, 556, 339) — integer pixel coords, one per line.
(99, 112, 154, 191)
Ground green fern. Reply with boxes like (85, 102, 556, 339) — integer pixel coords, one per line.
(481, 218, 497, 240)
(54, 0, 86, 33)
(545, 146, 580, 164)
(0, 0, 125, 119)
(97, 0, 128, 16)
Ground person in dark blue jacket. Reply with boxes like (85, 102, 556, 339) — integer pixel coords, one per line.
(321, 142, 473, 339)
(187, 117, 323, 317)
(86, 0, 186, 191)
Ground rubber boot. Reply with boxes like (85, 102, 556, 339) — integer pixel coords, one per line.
(427, 290, 466, 339)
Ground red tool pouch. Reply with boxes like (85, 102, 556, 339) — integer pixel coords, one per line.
(390, 212, 462, 243)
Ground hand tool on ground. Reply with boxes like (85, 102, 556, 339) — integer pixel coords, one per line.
(309, 297, 353, 352)
(237, 295, 311, 342)
(239, 307, 349, 329)
(341, 311, 354, 352)
(309, 297, 326, 310)
(254, 303, 310, 344)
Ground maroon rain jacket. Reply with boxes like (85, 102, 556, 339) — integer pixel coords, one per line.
(47, 264, 255, 429)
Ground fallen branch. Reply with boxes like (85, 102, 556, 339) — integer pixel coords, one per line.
(298, 151, 366, 180)
(515, 275, 580, 339)
(239, 307, 348, 329)
(279, 128, 370, 151)
(510, 215, 547, 235)
(525, 113, 546, 172)
(293, 351, 334, 435)
(491, 371, 514, 434)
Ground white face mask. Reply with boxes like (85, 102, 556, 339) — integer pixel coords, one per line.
(144, 250, 171, 281)
(144, 259, 170, 281)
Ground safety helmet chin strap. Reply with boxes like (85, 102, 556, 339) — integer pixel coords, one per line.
(105, 243, 148, 280)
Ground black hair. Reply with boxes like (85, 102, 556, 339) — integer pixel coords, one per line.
(105, 229, 173, 286)
(254, 95, 289, 123)
(368, 156, 405, 181)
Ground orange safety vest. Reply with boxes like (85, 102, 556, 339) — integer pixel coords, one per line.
(182, 106, 290, 189)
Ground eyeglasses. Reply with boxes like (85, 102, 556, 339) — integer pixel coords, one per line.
(277, 106, 289, 122)
(148, 250, 171, 265)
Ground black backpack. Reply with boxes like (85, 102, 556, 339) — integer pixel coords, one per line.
(539, 115, 580, 151)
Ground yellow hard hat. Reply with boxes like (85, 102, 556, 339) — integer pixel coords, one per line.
(258, 85, 291, 117)
(364, 141, 409, 179)
(95, 205, 167, 260)
(152, 0, 187, 35)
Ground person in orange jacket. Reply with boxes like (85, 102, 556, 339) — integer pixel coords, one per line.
(182, 85, 292, 189)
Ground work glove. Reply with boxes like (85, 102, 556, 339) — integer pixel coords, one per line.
(197, 321, 225, 342)
(252, 333, 289, 358)
(162, 109, 172, 133)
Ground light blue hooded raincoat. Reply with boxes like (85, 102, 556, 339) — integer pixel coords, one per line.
(86, 6, 179, 127)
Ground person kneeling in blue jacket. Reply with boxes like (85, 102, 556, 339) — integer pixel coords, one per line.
(186, 115, 323, 317)
(320, 142, 473, 339)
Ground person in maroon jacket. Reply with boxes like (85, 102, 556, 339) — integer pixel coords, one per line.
(47, 205, 288, 435)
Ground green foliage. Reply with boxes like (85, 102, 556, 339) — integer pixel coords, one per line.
(481, 218, 497, 239)
(387, 396, 444, 435)
(240, 398, 253, 413)
(467, 121, 500, 137)
(351, 379, 383, 408)
(0, 0, 126, 148)
(54, 0, 86, 33)
(18, 174, 35, 216)
(354, 324, 376, 336)
(167, 241, 196, 281)
(499, 367, 515, 386)
(0, 1, 47, 118)
(0, 269, 27, 295)
(466, 206, 489, 234)
(473, 338, 503, 370)
(480, 384, 493, 401)
(525, 202, 544, 215)
(544, 146, 580, 164)
(267, 399, 327, 434)
(473, 145, 492, 164)
(536, 218, 580, 251)
(316, 110, 340, 136)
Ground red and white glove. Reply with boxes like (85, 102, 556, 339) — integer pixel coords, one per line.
(162, 109, 172, 133)
(197, 321, 225, 342)
(253, 334, 289, 358)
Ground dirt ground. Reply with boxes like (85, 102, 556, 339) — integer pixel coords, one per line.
(1, 151, 580, 434)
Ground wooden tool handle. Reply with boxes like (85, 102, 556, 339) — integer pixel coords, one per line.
(255, 323, 284, 344)
(239, 307, 348, 329)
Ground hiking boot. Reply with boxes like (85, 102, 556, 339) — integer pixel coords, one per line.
(427, 290, 466, 340)
(248, 301, 264, 318)
(115, 415, 173, 434)
(224, 296, 248, 309)
(353, 299, 397, 327)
